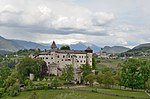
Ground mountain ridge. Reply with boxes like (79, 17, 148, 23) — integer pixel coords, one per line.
(0, 36, 131, 53)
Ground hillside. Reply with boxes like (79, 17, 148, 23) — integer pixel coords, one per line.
(12, 40, 49, 50)
(103, 46, 130, 53)
(0, 36, 49, 52)
(0, 36, 24, 52)
(125, 43, 150, 56)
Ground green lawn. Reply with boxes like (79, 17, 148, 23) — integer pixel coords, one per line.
(3, 88, 150, 99)
(77, 87, 150, 98)
(2, 89, 128, 99)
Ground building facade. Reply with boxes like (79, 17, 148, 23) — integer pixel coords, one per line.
(37, 41, 93, 82)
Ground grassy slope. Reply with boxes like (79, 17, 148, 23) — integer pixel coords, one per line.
(3, 88, 150, 99)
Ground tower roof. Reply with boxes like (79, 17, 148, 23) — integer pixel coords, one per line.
(85, 47, 93, 53)
(51, 41, 57, 49)
(85, 47, 92, 51)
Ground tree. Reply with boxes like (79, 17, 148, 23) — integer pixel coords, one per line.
(4, 70, 19, 90)
(62, 64, 74, 83)
(60, 45, 70, 50)
(96, 73, 104, 86)
(16, 57, 47, 82)
(0, 66, 11, 87)
(113, 71, 122, 89)
(102, 71, 114, 88)
(80, 64, 92, 81)
(85, 73, 95, 86)
(92, 57, 96, 70)
(121, 58, 150, 90)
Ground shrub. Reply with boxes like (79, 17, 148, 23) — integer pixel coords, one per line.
(0, 88, 4, 98)
(7, 84, 20, 97)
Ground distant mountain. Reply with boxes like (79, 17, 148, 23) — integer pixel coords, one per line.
(0, 36, 24, 52)
(57, 42, 101, 52)
(125, 43, 150, 56)
(103, 46, 130, 53)
(12, 40, 49, 50)
(0, 36, 131, 53)
(128, 43, 150, 52)
(0, 36, 49, 52)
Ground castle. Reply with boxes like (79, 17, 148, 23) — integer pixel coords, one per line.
(37, 41, 93, 82)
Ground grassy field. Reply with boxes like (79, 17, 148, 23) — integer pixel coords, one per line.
(95, 58, 123, 71)
(76, 87, 150, 98)
(2, 89, 130, 99)
(2, 87, 150, 99)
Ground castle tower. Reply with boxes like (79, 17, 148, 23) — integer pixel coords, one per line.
(85, 47, 93, 66)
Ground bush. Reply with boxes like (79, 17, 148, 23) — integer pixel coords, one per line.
(0, 88, 4, 98)
(7, 84, 20, 97)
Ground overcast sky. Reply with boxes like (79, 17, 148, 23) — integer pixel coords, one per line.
(0, 0, 150, 48)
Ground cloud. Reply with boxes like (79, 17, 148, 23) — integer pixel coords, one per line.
(92, 12, 114, 26)
(0, 0, 115, 36)
(0, 0, 149, 48)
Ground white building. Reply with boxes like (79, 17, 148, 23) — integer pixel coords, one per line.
(37, 41, 93, 82)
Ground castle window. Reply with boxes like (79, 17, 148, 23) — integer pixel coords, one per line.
(80, 60, 82, 63)
(48, 62, 50, 64)
(82, 56, 83, 58)
(77, 60, 79, 62)
(63, 55, 65, 58)
(79, 56, 81, 58)
(51, 57, 53, 59)
(57, 55, 59, 58)
(62, 59, 63, 61)
(46, 57, 48, 59)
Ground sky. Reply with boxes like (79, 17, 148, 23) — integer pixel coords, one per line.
(0, 0, 150, 48)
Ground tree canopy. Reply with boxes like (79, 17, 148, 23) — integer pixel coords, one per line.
(121, 58, 150, 89)
(16, 57, 47, 82)
(60, 45, 70, 50)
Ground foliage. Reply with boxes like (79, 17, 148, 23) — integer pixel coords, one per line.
(16, 57, 47, 82)
(4, 70, 19, 90)
(121, 58, 150, 89)
(146, 77, 150, 90)
(60, 45, 70, 50)
(0, 66, 11, 87)
(16, 49, 40, 56)
(0, 59, 17, 68)
(62, 64, 74, 83)
(96, 73, 104, 86)
(25, 79, 33, 87)
(92, 57, 96, 70)
(102, 71, 114, 88)
(80, 64, 92, 80)
(51, 77, 61, 89)
(7, 83, 20, 97)
(0, 88, 4, 98)
(85, 73, 95, 86)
